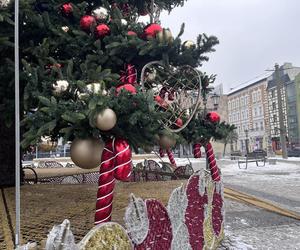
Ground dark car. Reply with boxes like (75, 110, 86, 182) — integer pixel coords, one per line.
(287, 148, 300, 157)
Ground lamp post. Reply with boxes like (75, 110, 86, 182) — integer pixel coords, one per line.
(211, 93, 220, 111)
(245, 129, 249, 154)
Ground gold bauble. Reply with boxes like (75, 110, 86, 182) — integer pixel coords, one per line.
(182, 40, 196, 50)
(70, 138, 104, 169)
(157, 28, 173, 44)
(159, 135, 176, 149)
(95, 108, 117, 131)
(38, 136, 57, 152)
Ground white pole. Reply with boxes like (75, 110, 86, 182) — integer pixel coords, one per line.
(14, 0, 21, 247)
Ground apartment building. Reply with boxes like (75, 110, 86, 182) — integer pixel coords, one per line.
(227, 75, 270, 153)
(266, 63, 300, 149)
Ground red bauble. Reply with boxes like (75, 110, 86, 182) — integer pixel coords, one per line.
(116, 84, 136, 94)
(80, 15, 96, 31)
(61, 3, 73, 16)
(127, 31, 137, 36)
(143, 23, 162, 39)
(207, 111, 220, 123)
(95, 24, 110, 38)
(175, 118, 183, 128)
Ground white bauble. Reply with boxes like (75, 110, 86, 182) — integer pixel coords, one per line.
(182, 40, 196, 50)
(95, 108, 117, 131)
(52, 80, 69, 95)
(92, 7, 109, 21)
(61, 26, 69, 32)
(121, 19, 128, 26)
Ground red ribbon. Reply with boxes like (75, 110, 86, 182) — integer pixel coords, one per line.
(120, 64, 137, 85)
(205, 142, 221, 181)
(95, 138, 132, 225)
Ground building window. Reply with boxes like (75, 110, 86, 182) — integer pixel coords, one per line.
(260, 121, 264, 130)
(272, 102, 276, 110)
(273, 114, 277, 122)
(272, 89, 275, 98)
(259, 106, 262, 115)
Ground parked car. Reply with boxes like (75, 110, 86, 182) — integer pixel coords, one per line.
(287, 148, 300, 157)
(252, 149, 267, 157)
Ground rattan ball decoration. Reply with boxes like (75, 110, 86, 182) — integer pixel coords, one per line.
(70, 138, 104, 169)
(95, 108, 117, 131)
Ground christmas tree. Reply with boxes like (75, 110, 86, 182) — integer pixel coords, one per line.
(0, 0, 224, 186)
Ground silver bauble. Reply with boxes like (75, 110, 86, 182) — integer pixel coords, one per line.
(95, 108, 117, 131)
(70, 138, 104, 169)
(92, 7, 109, 21)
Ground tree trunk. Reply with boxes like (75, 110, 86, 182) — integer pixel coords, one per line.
(0, 118, 16, 187)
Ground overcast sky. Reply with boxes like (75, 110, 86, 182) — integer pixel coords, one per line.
(160, 0, 300, 93)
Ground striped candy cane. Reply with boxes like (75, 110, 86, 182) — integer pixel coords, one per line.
(193, 143, 201, 158)
(205, 142, 221, 181)
(159, 147, 165, 157)
(166, 149, 177, 167)
(95, 138, 132, 225)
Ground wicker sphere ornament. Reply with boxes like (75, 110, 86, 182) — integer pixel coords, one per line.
(159, 135, 176, 149)
(157, 28, 173, 44)
(92, 7, 109, 21)
(175, 118, 183, 128)
(52, 80, 69, 95)
(80, 15, 96, 31)
(182, 40, 196, 50)
(95, 108, 117, 131)
(70, 138, 104, 169)
(141, 61, 202, 132)
(95, 24, 110, 38)
(207, 111, 220, 123)
(143, 23, 162, 39)
(61, 3, 73, 16)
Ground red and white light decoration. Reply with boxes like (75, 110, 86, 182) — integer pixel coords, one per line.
(205, 142, 221, 181)
(95, 138, 132, 224)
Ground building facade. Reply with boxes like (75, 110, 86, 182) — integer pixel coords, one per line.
(266, 63, 300, 149)
(227, 76, 270, 153)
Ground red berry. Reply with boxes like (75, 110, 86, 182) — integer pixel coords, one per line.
(80, 15, 96, 31)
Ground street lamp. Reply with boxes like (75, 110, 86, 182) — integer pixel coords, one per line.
(211, 93, 220, 110)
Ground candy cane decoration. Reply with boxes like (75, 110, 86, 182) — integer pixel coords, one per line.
(159, 147, 165, 157)
(205, 142, 221, 181)
(166, 149, 177, 167)
(193, 143, 201, 158)
(95, 138, 132, 225)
